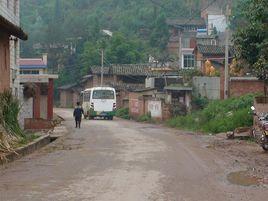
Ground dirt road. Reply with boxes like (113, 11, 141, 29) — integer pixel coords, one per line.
(0, 108, 267, 201)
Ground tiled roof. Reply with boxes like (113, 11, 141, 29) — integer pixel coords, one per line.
(112, 64, 150, 76)
(90, 66, 110, 75)
(19, 58, 47, 69)
(166, 18, 206, 27)
(197, 44, 234, 56)
(90, 64, 179, 76)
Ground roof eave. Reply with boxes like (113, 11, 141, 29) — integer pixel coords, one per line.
(0, 15, 28, 40)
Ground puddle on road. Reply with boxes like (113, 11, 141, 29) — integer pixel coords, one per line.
(227, 171, 261, 186)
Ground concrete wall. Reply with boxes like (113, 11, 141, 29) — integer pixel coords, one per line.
(40, 95, 47, 119)
(193, 76, 220, 100)
(18, 97, 33, 129)
(148, 100, 162, 119)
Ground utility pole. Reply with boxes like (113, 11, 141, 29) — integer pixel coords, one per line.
(101, 49, 104, 86)
(224, 3, 231, 99)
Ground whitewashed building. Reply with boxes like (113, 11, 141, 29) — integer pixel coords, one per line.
(0, 0, 26, 97)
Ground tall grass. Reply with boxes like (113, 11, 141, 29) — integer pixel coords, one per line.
(166, 94, 255, 134)
(0, 91, 24, 153)
(0, 91, 24, 137)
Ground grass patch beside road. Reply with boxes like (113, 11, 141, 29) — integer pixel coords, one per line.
(115, 108, 130, 120)
(166, 94, 255, 134)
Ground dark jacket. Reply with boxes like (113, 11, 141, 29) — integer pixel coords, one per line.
(73, 107, 84, 119)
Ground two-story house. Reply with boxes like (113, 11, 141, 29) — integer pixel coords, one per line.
(0, 0, 27, 96)
(167, 18, 206, 69)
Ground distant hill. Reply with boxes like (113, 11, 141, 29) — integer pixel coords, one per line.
(20, 0, 232, 86)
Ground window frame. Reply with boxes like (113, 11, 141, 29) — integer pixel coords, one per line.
(182, 54, 195, 69)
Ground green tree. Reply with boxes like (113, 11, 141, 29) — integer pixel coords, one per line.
(149, 13, 170, 64)
(105, 32, 146, 64)
(79, 41, 101, 75)
(233, 0, 268, 83)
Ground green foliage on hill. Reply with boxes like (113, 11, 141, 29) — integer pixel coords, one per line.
(232, 0, 268, 82)
(166, 94, 256, 134)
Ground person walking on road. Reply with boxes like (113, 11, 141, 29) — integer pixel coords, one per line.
(73, 102, 84, 128)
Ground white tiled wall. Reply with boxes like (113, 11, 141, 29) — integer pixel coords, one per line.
(0, 0, 20, 25)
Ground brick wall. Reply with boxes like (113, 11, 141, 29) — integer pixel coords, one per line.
(59, 90, 73, 108)
(0, 33, 10, 92)
(129, 92, 141, 118)
(84, 79, 93, 89)
(229, 79, 264, 97)
(24, 118, 54, 130)
(129, 92, 172, 121)
(92, 75, 115, 87)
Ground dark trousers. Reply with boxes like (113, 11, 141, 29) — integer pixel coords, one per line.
(75, 117, 81, 128)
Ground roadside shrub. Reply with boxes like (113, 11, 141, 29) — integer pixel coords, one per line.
(166, 94, 255, 134)
(115, 108, 130, 119)
(192, 95, 209, 110)
(170, 103, 187, 116)
(137, 113, 152, 122)
(0, 90, 25, 153)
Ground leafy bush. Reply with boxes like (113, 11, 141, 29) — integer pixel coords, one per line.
(192, 95, 209, 110)
(166, 94, 255, 134)
(137, 113, 152, 122)
(115, 108, 130, 119)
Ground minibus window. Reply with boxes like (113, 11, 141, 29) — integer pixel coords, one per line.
(93, 90, 114, 99)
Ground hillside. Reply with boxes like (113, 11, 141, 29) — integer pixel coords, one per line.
(19, 0, 211, 85)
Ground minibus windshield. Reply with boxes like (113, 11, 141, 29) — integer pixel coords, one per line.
(92, 90, 114, 99)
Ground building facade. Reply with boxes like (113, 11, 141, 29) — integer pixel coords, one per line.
(0, 0, 26, 96)
(167, 18, 206, 69)
(19, 55, 58, 129)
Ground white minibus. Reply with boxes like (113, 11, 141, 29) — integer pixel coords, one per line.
(81, 87, 116, 120)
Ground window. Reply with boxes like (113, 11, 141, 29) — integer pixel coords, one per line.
(83, 91, 91, 102)
(20, 70, 40, 74)
(6, 0, 9, 8)
(92, 90, 114, 99)
(183, 54, 195, 68)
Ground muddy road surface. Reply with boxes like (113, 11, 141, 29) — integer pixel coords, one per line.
(0, 108, 267, 201)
